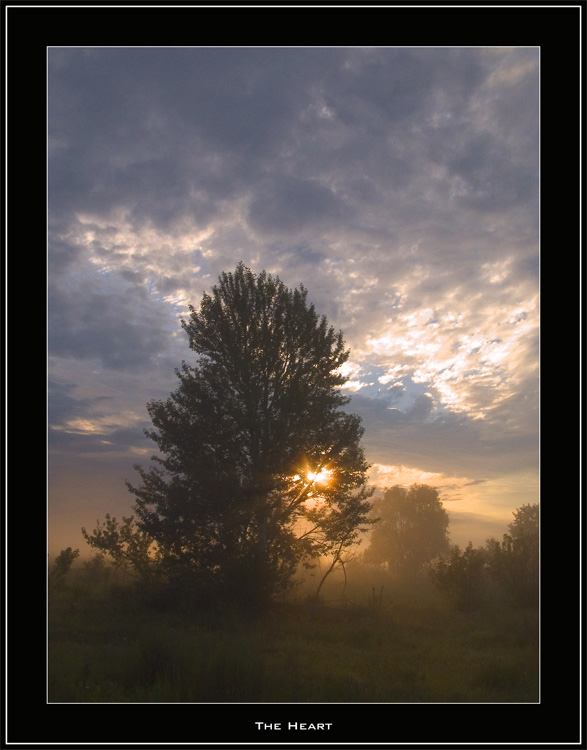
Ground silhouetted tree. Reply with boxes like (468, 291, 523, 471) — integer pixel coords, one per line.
(82, 514, 161, 585)
(363, 484, 450, 577)
(124, 263, 373, 607)
(486, 503, 539, 607)
(509, 503, 539, 544)
(429, 542, 487, 611)
(48, 547, 79, 590)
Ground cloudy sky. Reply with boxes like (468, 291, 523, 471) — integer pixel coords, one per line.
(48, 46, 540, 557)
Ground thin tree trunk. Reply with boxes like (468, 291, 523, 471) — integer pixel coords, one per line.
(315, 541, 345, 599)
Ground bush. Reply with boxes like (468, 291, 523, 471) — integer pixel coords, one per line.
(48, 547, 79, 590)
(430, 543, 487, 611)
(485, 505, 539, 608)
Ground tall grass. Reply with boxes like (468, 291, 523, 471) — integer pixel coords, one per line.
(48, 564, 539, 703)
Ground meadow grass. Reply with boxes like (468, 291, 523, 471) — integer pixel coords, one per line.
(48, 568, 539, 703)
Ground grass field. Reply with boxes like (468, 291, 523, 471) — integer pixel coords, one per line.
(48, 563, 539, 704)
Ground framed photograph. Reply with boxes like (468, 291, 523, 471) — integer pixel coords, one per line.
(5, 1, 581, 747)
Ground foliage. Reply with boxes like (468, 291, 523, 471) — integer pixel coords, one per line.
(429, 542, 487, 611)
(49, 571, 539, 703)
(363, 484, 450, 577)
(81, 514, 160, 585)
(78, 553, 114, 592)
(125, 263, 374, 607)
(485, 503, 539, 607)
(509, 503, 539, 542)
(430, 504, 539, 612)
(48, 547, 79, 589)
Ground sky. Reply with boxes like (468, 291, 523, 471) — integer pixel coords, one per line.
(47, 45, 540, 558)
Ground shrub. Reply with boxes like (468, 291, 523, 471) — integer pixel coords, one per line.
(430, 543, 487, 611)
(48, 547, 79, 590)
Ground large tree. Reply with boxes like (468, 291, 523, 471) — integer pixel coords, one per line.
(127, 263, 373, 606)
(363, 484, 450, 577)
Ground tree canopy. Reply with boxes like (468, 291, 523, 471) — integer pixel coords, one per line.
(126, 263, 374, 606)
(507, 503, 539, 543)
(429, 542, 486, 611)
(485, 503, 539, 607)
(363, 484, 450, 577)
(429, 503, 540, 611)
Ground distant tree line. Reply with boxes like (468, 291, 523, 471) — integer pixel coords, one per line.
(58, 488, 538, 615)
(362, 484, 450, 576)
(429, 503, 539, 610)
(360, 486, 538, 611)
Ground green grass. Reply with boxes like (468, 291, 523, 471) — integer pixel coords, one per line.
(48, 571, 539, 703)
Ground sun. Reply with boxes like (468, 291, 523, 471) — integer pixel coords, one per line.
(306, 468, 332, 486)
(290, 467, 333, 490)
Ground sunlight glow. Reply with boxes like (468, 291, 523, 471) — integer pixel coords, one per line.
(288, 467, 333, 510)
(307, 468, 332, 486)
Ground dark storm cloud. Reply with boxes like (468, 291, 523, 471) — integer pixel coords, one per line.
(49, 48, 225, 228)
(49, 46, 538, 238)
(335, 48, 451, 126)
(248, 177, 350, 234)
(48, 47, 342, 230)
(48, 274, 174, 371)
(156, 47, 331, 154)
(443, 132, 538, 212)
